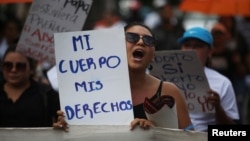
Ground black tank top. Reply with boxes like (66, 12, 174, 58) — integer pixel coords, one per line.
(133, 81, 163, 119)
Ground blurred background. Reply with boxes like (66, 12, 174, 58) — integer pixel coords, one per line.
(0, 0, 218, 30)
(1, 0, 250, 124)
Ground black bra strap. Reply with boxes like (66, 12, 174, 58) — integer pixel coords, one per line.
(156, 81, 163, 98)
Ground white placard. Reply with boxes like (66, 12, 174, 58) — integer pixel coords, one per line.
(149, 50, 213, 113)
(54, 27, 134, 125)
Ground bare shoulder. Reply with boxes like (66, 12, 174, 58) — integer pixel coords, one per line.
(162, 81, 180, 92)
(161, 81, 183, 98)
(147, 75, 183, 99)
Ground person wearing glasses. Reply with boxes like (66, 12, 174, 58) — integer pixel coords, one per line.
(53, 22, 192, 131)
(178, 27, 239, 132)
(0, 45, 60, 127)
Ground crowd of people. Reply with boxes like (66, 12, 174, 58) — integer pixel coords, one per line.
(90, 0, 250, 126)
(0, 0, 250, 135)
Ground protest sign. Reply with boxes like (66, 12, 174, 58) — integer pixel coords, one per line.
(54, 27, 134, 125)
(149, 50, 213, 113)
(144, 95, 178, 128)
(16, 0, 93, 64)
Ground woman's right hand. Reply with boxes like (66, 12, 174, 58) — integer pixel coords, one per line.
(130, 118, 155, 130)
(53, 110, 69, 132)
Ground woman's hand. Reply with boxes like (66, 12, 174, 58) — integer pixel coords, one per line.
(130, 118, 156, 130)
(53, 110, 69, 132)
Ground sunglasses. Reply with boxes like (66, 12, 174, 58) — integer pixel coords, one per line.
(2, 61, 27, 72)
(125, 32, 156, 47)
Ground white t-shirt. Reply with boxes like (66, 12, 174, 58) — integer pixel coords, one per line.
(189, 67, 239, 132)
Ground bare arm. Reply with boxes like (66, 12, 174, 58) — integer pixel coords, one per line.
(162, 82, 193, 129)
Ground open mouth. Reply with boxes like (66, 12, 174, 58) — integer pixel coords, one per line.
(133, 50, 144, 59)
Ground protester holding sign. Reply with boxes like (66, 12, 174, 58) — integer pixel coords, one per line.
(125, 22, 192, 130)
(53, 22, 192, 131)
(178, 27, 239, 132)
(0, 46, 60, 127)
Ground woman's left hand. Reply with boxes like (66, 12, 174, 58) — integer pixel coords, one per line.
(130, 118, 155, 130)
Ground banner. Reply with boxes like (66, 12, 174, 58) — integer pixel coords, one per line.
(0, 125, 208, 141)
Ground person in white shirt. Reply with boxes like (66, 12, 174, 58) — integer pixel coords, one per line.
(178, 27, 240, 132)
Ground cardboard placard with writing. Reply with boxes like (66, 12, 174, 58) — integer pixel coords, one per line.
(16, 0, 93, 64)
(149, 50, 214, 113)
(54, 27, 134, 125)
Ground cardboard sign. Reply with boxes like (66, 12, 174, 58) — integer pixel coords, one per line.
(16, 0, 93, 64)
(149, 50, 214, 113)
(54, 27, 134, 125)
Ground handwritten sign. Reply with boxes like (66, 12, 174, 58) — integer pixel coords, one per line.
(54, 27, 134, 125)
(149, 50, 214, 113)
(16, 0, 93, 64)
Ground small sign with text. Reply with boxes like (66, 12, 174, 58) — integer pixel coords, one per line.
(149, 50, 212, 113)
(208, 125, 250, 140)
